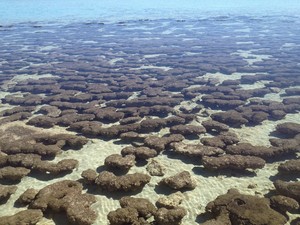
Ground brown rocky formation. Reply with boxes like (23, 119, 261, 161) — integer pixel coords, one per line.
(0, 185, 17, 203)
(92, 108, 125, 122)
(121, 146, 157, 160)
(202, 155, 266, 171)
(278, 159, 300, 175)
(17, 188, 38, 205)
(202, 120, 229, 133)
(27, 115, 57, 128)
(69, 121, 102, 132)
(146, 159, 166, 176)
(119, 196, 157, 219)
(140, 118, 167, 132)
(201, 132, 239, 149)
(37, 105, 61, 117)
(170, 142, 224, 158)
(96, 123, 141, 138)
(270, 195, 299, 213)
(120, 116, 142, 125)
(154, 207, 187, 225)
(285, 87, 300, 96)
(211, 110, 248, 127)
(32, 159, 79, 175)
(2, 154, 78, 175)
(204, 189, 287, 225)
(170, 124, 206, 136)
(0, 141, 61, 157)
(225, 143, 275, 159)
(34, 133, 88, 149)
(107, 207, 140, 225)
(119, 131, 146, 142)
(0, 106, 35, 117)
(0, 112, 32, 125)
(276, 122, 300, 137)
(56, 113, 95, 127)
(94, 171, 151, 192)
(29, 180, 97, 225)
(144, 134, 184, 152)
(104, 154, 136, 170)
(81, 169, 98, 184)
(0, 166, 31, 181)
(0, 209, 43, 225)
(156, 192, 184, 209)
(274, 180, 300, 202)
(159, 171, 196, 190)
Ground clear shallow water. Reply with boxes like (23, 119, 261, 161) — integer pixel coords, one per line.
(1, 0, 300, 24)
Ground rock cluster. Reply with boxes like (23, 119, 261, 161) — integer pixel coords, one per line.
(82, 170, 151, 192)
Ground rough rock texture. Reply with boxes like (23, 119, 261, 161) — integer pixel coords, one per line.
(121, 146, 157, 160)
(225, 143, 275, 159)
(107, 207, 140, 225)
(170, 142, 224, 158)
(278, 159, 300, 174)
(276, 122, 300, 137)
(0, 166, 31, 181)
(144, 134, 185, 152)
(154, 207, 187, 225)
(104, 154, 136, 170)
(202, 120, 229, 133)
(270, 195, 299, 213)
(0, 185, 17, 203)
(119, 196, 157, 218)
(33, 159, 78, 175)
(95, 171, 151, 192)
(146, 159, 166, 176)
(205, 189, 287, 225)
(201, 132, 239, 149)
(159, 171, 196, 190)
(156, 192, 184, 209)
(81, 169, 98, 184)
(0, 209, 43, 225)
(29, 180, 97, 225)
(211, 110, 248, 127)
(17, 188, 38, 205)
(274, 180, 300, 202)
(202, 155, 266, 171)
(170, 124, 206, 136)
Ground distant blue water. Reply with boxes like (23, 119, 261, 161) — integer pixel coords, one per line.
(1, 0, 300, 24)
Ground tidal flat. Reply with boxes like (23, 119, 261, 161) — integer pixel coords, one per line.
(0, 14, 300, 225)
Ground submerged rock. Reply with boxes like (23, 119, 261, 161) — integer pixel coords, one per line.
(95, 171, 151, 192)
(119, 196, 157, 219)
(0, 185, 17, 203)
(17, 188, 38, 205)
(121, 146, 157, 160)
(204, 189, 287, 225)
(104, 154, 136, 170)
(274, 180, 300, 202)
(0, 209, 43, 225)
(156, 192, 184, 209)
(171, 142, 224, 158)
(159, 171, 196, 190)
(202, 155, 266, 171)
(146, 159, 166, 176)
(107, 207, 140, 225)
(154, 207, 187, 225)
(170, 124, 206, 136)
(29, 180, 97, 225)
(0, 166, 31, 181)
(278, 159, 300, 175)
(276, 122, 300, 137)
